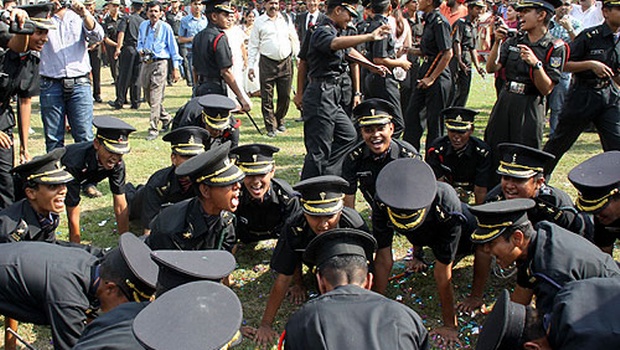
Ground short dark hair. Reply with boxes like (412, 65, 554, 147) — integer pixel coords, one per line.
(520, 306, 546, 346)
(370, 0, 389, 13)
(431, 0, 442, 8)
(500, 221, 535, 241)
(99, 251, 130, 299)
(147, 0, 162, 10)
(316, 255, 368, 286)
(535, 7, 552, 26)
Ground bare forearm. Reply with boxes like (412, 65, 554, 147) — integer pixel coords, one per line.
(435, 262, 457, 328)
(373, 56, 406, 69)
(330, 33, 372, 51)
(260, 274, 292, 327)
(67, 205, 81, 243)
(114, 194, 129, 234)
(7, 35, 29, 53)
(17, 97, 31, 154)
(532, 68, 554, 96)
(473, 185, 487, 205)
(344, 194, 355, 208)
(178, 36, 193, 44)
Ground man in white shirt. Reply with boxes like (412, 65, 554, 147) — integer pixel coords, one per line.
(570, 0, 603, 28)
(248, 0, 299, 137)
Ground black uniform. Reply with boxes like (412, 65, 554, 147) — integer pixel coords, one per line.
(450, 15, 477, 106)
(300, 17, 357, 179)
(145, 197, 237, 252)
(165, 8, 185, 84)
(592, 218, 620, 248)
(0, 242, 99, 350)
(134, 165, 196, 230)
(171, 98, 240, 148)
(73, 301, 146, 350)
(426, 136, 491, 200)
(0, 198, 58, 243)
(515, 221, 620, 315)
(373, 182, 465, 264)
(484, 32, 566, 184)
(543, 23, 620, 174)
(363, 14, 405, 135)
(284, 284, 429, 350)
(342, 139, 419, 205)
(62, 142, 127, 207)
(114, 11, 144, 108)
(270, 207, 368, 275)
(484, 183, 593, 239)
(102, 12, 124, 83)
(192, 22, 232, 96)
(403, 8, 452, 152)
(0, 49, 40, 209)
(236, 178, 299, 243)
(400, 12, 424, 111)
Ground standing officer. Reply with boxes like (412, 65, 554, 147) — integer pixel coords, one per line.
(450, 0, 486, 106)
(108, 0, 145, 110)
(145, 142, 245, 251)
(469, 198, 620, 316)
(543, 0, 620, 175)
(363, 0, 411, 136)
(426, 107, 491, 204)
(128, 126, 210, 235)
(62, 117, 136, 243)
(0, 3, 55, 209)
(341, 98, 419, 209)
(243, 176, 369, 346)
(165, 0, 185, 85)
(102, 0, 124, 84)
(372, 158, 466, 346)
(282, 228, 430, 349)
(403, 0, 453, 152)
(485, 0, 566, 186)
(192, 0, 251, 111)
(85, 0, 103, 103)
(0, 233, 158, 350)
(300, 0, 391, 179)
(171, 94, 241, 148)
(0, 148, 73, 243)
(229, 143, 299, 245)
(568, 151, 620, 255)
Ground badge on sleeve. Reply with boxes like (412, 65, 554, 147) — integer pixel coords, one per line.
(550, 57, 562, 68)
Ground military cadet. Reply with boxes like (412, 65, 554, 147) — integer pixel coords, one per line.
(192, 0, 250, 111)
(244, 176, 369, 346)
(299, 0, 391, 179)
(62, 117, 136, 243)
(0, 3, 55, 209)
(282, 228, 430, 349)
(469, 198, 620, 317)
(108, 0, 145, 110)
(485, 0, 566, 186)
(402, 0, 453, 152)
(145, 142, 245, 251)
(341, 98, 419, 209)
(0, 233, 158, 350)
(0, 148, 73, 243)
(543, 0, 620, 175)
(363, 0, 411, 136)
(171, 94, 240, 148)
(133, 281, 243, 350)
(372, 158, 466, 347)
(450, 0, 486, 106)
(73, 249, 236, 350)
(102, 0, 124, 84)
(568, 151, 620, 255)
(478, 279, 620, 350)
(229, 144, 299, 245)
(128, 126, 210, 235)
(426, 107, 491, 204)
(459, 143, 592, 313)
(400, 0, 424, 111)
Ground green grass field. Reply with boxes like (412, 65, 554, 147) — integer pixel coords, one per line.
(0, 70, 613, 350)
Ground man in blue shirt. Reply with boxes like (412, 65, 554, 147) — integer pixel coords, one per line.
(179, 0, 208, 88)
(138, 0, 183, 141)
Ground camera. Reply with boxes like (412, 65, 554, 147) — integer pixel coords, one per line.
(140, 49, 154, 63)
(506, 28, 518, 38)
(1, 9, 36, 35)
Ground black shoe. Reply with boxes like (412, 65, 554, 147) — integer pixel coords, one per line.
(139, 98, 146, 103)
(94, 96, 103, 103)
(130, 104, 140, 110)
(108, 100, 122, 109)
(160, 120, 172, 132)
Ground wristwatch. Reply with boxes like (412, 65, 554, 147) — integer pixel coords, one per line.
(533, 61, 543, 70)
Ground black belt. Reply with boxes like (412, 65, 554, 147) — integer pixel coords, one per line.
(42, 74, 90, 84)
(309, 75, 342, 84)
(197, 75, 223, 84)
(504, 81, 539, 96)
(575, 77, 611, 89)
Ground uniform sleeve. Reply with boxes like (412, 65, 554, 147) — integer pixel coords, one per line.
(108, 162, 126, 195)
(435, 18, 452, 52)
(452, 21, 463, 44)
(270, 230, 299, 276)
(474, 143, 491, 188)
(341, 155, 359, 195)
(141, 183, 163, 230)
(144, 218, 175, 250)
(543, 40, 566, 84)
(429, 186, 463, 265)
(567, 30, 587, 62)
(46, 301, 88, 349)
(498, 37, 513, 67)
(425, 140, 446, 179)
(214, 33, 233, 69)
(371, 203, 395, 249)
(17, 60, 41, 98)
(117, 16, 128, 33)
(310, 25, 336, 55)
(370, 31, 390, 59)
(298, 29, 312, 60)
(65, 180, 82, 207)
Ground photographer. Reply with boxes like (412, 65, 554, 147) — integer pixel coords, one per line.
(0, 3, 55, 209)
(484, 0, 567, 187)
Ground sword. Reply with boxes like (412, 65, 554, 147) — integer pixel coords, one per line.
(236, 98, 263, 135)
(6, 327, 39, 350)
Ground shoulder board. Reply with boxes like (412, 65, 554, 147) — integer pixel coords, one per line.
(10, 219, 29, 242)
(341, 207, 366, 228)
(552, 38, 565, 49)
(434, 204, 449, 222)
(155, 183, 169, 197)
(272, 178, 295, 198)
(348, 142, 365, 160)
(586, 28, 598, 38)
(395, 139, 420, 158)
(475, 145, 489, 157)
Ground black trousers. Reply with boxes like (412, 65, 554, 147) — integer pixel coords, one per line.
(104, 44, 119, 83)
(452, 67, 472, 107)
(115, 46, 141, 106)
(88, 48, 101, 99)
(301, 80, 357, 179)
(0, 124, 14, 210)
(543, 83, 620, 174)
(365, 73, 405, 137)
(259, 55, 292, 132)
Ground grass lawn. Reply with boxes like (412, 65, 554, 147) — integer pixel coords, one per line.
(0, 70, 614, 350)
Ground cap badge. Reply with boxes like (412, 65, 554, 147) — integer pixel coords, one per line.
(512, 153, 518, 164)
(183, 232, 192, 239)
(252, 154, 258, 162)
(55, 160, 62, 169)
(370, 108, 375, 116)
(188, 135, 195, 145)
(224, 158, 230, 166)
(456, 116, 462, 122)
(319, 192, 326, 200)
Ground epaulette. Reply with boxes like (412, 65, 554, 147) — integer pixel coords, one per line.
(348, 143, 365, 160)
(9, 219, 28, 242)
(155, 183, 170, 198)
(395, 139, 420, 159)
(552, 38, 565, 49)
(434, 204, 449, 222)
(475, 145, 489, 157)
(585, 28, 598, 38)
(221, 211, 235, 226)
(272, 178, 295, 200)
